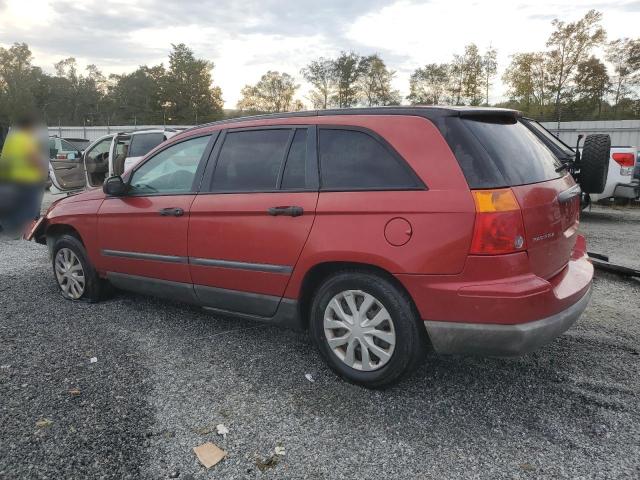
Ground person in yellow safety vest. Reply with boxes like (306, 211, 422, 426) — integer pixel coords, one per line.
(0, 115, 47, 234)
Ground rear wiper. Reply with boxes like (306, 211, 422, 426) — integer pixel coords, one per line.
(555, 163, 570, 173)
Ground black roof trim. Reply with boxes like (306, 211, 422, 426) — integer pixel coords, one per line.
(179, 106, 521, 136)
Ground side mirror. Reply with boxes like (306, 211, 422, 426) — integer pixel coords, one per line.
(103, 176, 127, 196)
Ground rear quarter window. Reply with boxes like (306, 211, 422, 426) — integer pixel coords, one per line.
(435, 116, 563, 188)
(319, 128, 420, 190)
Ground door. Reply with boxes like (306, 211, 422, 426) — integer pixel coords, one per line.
(189, 127, 318, 317)
(83, 136, 113, 187)
(48, 137, 86, 190)
(109, 133, 132, 177)
(97, 134, 214, 291)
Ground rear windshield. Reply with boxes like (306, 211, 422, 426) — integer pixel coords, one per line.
(435, 115, 563, 188)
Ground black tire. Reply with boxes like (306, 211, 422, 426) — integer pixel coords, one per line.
(580, 134, 610, 194)
(51, 234, 104, 302)
(309, 270, 426, 388)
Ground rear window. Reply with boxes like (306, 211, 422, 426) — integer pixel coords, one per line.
(129, 133, 165, 157)
(436, 116, 563, 188)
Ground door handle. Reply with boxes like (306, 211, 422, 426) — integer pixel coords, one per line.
(267, 206, 304, 217)
(159, 207, 185, 217)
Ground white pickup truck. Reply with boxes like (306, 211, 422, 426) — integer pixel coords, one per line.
(521, 118, 639, 207)
(589, 146, 639, 203)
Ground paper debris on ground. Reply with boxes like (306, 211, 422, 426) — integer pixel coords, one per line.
(216, 424, 229, 438)
(274, 446, 286, 456)
(69, 387, 81, 396)
(304, 373, 314, 383)
(35, 418, 53, 429)
(89, 357, 97, 363)
(255, 454, 280, 472)
(193, 442, 226, 469)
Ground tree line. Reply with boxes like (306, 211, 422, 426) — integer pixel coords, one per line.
(0, 9, 638, 126)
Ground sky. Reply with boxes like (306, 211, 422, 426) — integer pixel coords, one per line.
(1, 0, 639, 108)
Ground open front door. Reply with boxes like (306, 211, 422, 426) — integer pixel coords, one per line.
(48, 137, 86, 191)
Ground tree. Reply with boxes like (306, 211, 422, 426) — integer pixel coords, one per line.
(545, 9, 606, 123)
(407, 63, 450, 105)
(606, 38, 640, 113)
(237, 71, 299, 112)
(301, 58, 335, 109)
(332, 52, 364, 108)
(0, 43, 42, 123)
(482, 47, 498, 105)
(163, 43, 223, 123)
(574, 56, 610, 116)
(503, 52, 550, 116)
(108, 65, 167, 124)
(461, 44, 484, 105)
(358, 54, 401, 106)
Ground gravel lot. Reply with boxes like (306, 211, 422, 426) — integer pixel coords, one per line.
(1, 196, 639, 479)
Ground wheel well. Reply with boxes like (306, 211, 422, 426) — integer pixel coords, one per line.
(44, 224, 84, 256)
(297, 261, 418, 330)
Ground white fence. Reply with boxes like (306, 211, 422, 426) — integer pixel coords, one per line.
(48, 125, 193, 142)
(49, 120, 640, 147)
(541, 120, 640, 147)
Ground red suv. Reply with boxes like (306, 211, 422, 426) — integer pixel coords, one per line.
(28, 107, 593, 388)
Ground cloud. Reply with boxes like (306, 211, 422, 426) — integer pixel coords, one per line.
(1, 0, 640, 107)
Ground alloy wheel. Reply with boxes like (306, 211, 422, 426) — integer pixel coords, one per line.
(323, 290, 396, 371)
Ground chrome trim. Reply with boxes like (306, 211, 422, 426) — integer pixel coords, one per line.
(558, 184, 582, 203)
(189, 257, 292, 274)
(101, 249, 292, 273)
(101, 249, 188, 264)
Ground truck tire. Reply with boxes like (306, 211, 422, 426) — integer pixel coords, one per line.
(580, 134, 610, 194)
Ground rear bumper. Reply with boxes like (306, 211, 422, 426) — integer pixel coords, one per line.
(613, 181, 640, 199)
(395, 235, 594, 356)
(424, 287, 591, 356)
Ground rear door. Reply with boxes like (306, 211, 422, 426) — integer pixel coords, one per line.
(189, 126, 318, 317)
(48, 138, 86, 190)
(438, 114, 580, 279)
(97, 134, 213, 287)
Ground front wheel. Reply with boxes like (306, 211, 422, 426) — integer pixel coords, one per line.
(51, 234, 104, 302)
(309, 271, 426, 388)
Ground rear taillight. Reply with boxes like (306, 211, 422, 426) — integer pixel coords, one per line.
(612, 153, 635, 167)
(470, 189, 527, 255)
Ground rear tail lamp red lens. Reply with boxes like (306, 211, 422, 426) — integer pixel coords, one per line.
(612, 153, 635, 167)
(470, 189, 527, 255)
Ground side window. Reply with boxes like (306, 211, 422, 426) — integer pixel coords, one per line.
(129, 135, 210, 194)
(319, 129, 418, 190)
(85, 138, 111, 164)
(211, 129, 291, 192)
(129, 133, 165, 157)
(281, 129, 308, 190)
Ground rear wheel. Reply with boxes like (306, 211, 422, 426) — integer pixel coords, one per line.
(51, 234, 104, 302)
(309, 271, 426, 388)
(580, 134, 610, 194)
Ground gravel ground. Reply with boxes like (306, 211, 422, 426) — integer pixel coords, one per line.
(1, 197, 639, 479)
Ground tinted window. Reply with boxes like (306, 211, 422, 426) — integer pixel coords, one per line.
(212, 129, 290, 191)
(319, 129, 418, 190)
(129, 135, 210, 194)
(435, 116, 563, 188)
(129, 133, 165, 157)
(281, 129, 308, 190)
